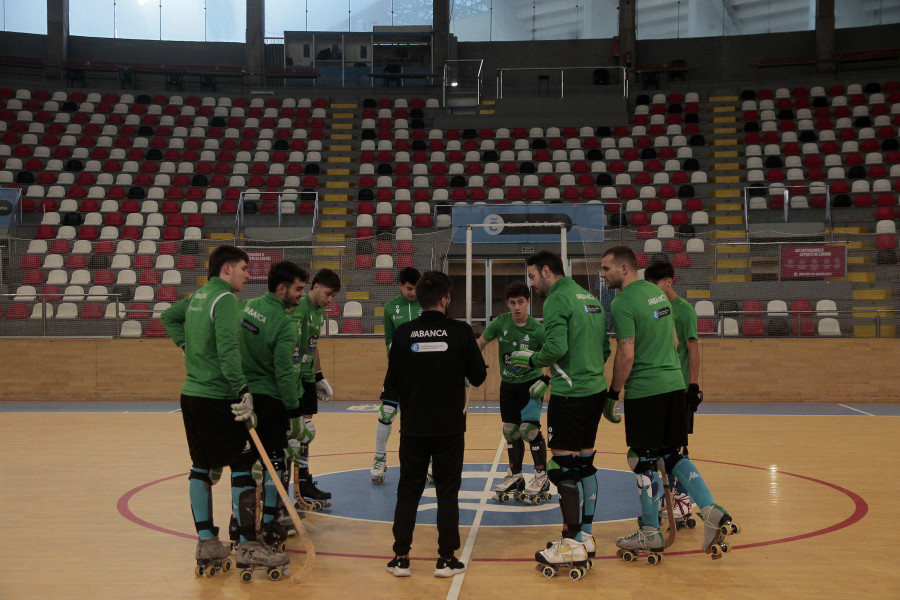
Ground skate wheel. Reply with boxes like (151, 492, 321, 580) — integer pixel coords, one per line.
(710, 544, 722, 556)
(312, 501, 323, 511)
(500, 493, 509, 503)
(621, 551, 636, 563)
(241, 570, 252, 583)
(532, 495, 542, 505)
(222, 558, 233, 572)
(586, 558, 594, 569)
(729, 522, 740, 535)
(544, 492, 552, 502)
(541, 565, 556, 578)
(687, 518, 696, 529)
(648, 553, 662, 566)
(721, 542, 730, 553)
(194, 565, 204, 577)
(268, 568, 281, 581)
(568, 568, 582, 581)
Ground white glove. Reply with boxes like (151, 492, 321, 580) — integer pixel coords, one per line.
(315, 373, 333, 402)
(230, 386, 257, 427)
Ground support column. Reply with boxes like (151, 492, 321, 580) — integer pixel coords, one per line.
(246, 0, 266, 87)
(815, 0, 836, 73)
(618, 0, 637, 87)
(47, 0, 69, 81)
(433, 0, 450, 89)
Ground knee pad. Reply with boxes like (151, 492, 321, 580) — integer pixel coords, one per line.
(659, 448, 684, 474)
(232, 471, 256, 490)
(300, 419, 316, 444)
(378, 402, 398, 425)
(502, 422, 522, 442)
(546, 453, 582, 486)
(189, 468, 213, 485)
(627, 448, 659, 475)
(251, 461, 264, 483)
(518, 422, 541, 443)
(209, 467, 223, 485)
(579, 451, 597, 478)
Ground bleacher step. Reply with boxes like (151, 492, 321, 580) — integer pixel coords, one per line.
(346, 291, 369, 300)
(852, 289, 892, 300)
(711, 215, 744, 226)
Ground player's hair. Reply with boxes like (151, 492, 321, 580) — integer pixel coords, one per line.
(312, 268, 342, 292)
(525, 250, 565, 276)
(208, 244, 250, 279)
(644, 260, 675, 283)
(416, 271, 452, 310)
(267, 261, 308, 293)
(504, 281, 531, 301)
(601, 245, 638, 270)
(398, 267, 421, 286)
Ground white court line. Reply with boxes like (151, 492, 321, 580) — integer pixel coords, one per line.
(840, 404, 875, 416)
(445, 436, 506, 600)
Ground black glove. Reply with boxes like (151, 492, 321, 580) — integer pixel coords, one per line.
(686, 383, 703, 413)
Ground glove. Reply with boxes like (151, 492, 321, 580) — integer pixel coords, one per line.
(686, 383, 703, 412)
(285, 439, 302, 463)
(230, 385, 257, 428)
(529, 375, 550, 399)
(509, 349, 534, 368)
(604, 389, 622, 424)
(315, 372, 333, 402)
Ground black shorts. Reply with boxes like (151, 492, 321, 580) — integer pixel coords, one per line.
(181, 394, 252, 469)
(499, 379, 542, 423)
(253, 393, 289, 460)
(623, 390, 688, 450)
(299, 380, 318, 415)
(546, 392, 606, 452)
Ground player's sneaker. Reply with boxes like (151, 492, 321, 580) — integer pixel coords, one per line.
(386, 554, 411, 577)
(433, 555, 466, 577)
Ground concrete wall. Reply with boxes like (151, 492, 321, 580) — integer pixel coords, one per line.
(1, 337, 897, 403)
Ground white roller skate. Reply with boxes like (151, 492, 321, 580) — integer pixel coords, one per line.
(194, 536, 233, 577)
(519, 470, 551, 504)
(615, 525, 665, 565)
(235, 540, 290, 583)
(670, 492, 696, 529)
(699, 503, 740, 559)
(371, 454, 387, 485)
(534, 537, 589, 580)
(492, 468, 525, 503)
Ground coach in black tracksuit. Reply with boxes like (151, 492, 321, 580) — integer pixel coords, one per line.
(384, 270, 487, 573)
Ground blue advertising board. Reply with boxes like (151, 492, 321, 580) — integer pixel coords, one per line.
(0, 187, 21, 228)
(450, 204, 605, 244)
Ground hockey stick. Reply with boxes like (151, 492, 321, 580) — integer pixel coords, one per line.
(660, 471, 677, 549)
(291, 461, 329, 512)
(246, 426, 316, 583)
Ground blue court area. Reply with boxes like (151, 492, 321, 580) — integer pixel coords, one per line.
(315, 463, 637, 527)
(3, 401, 900, 416)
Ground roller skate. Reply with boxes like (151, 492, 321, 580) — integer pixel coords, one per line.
(615, 525, 665, 565)
(492, 468, 525, 503)
(434, 555, 466, 578)
(235, 539, 290, 583)
(534, 537, 590, 580)
(194, 535, 233, 577)
(699, 503, 740, 560)
(668, 492, 696, 530)
(260, 519, 290, 553)
(519, 470, 551, 504)
(296, 472, 332, 511)
(371, 454, 387, 485)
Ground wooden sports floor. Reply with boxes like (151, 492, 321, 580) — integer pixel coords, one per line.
(1, 401, 898, 600)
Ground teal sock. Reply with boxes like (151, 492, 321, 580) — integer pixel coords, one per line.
(262, 469, 281, 524)
(638, 469, 662, 528)
(189, 469, 214, 538)
(579, 453, 598, 536)
(672, 457, 714, 508)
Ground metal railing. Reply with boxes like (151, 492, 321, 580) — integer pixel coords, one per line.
(443, 59, 484, 108)
(743, 184, 833, 231)
(496, 65, 628, 100)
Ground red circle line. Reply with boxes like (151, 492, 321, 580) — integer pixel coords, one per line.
(116, 452, 868, 562)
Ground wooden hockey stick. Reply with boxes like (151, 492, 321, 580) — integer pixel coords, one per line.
(291, 462, 329, 511)
(247, 426, 316, 583)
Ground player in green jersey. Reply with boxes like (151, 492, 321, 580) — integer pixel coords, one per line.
(371, 267, 421, 484)
(161, 245, 284, 573)
(288, 268, 341, 505)
(602, 246, 738, 561)
(510, 250, 618, 573)
(644, 260, 703, 526)
(476, 281, 550, 503)
(236, 261, 307, 556)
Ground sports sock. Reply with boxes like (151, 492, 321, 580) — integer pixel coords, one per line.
(671, 457, 714, 508)
(375, 420, 392, 457)
(189, 469, 214, 538)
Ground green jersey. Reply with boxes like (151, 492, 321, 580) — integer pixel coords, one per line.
(610, 280, 684, 399)
(384, 294, 421, 353)
(529, 276, 610, 397)
(671, 296, 698, 389)
(160, 276, 247, 399)
(482, 312, 546, 383)
(239, 292, 299, 409)
(290, 293, 325, 386)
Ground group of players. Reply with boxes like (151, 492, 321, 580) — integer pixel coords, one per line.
(163, 242, 738, 580)
(160, 245, 341, 576)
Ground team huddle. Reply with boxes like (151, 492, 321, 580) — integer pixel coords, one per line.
(162, 243, 739, 583)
